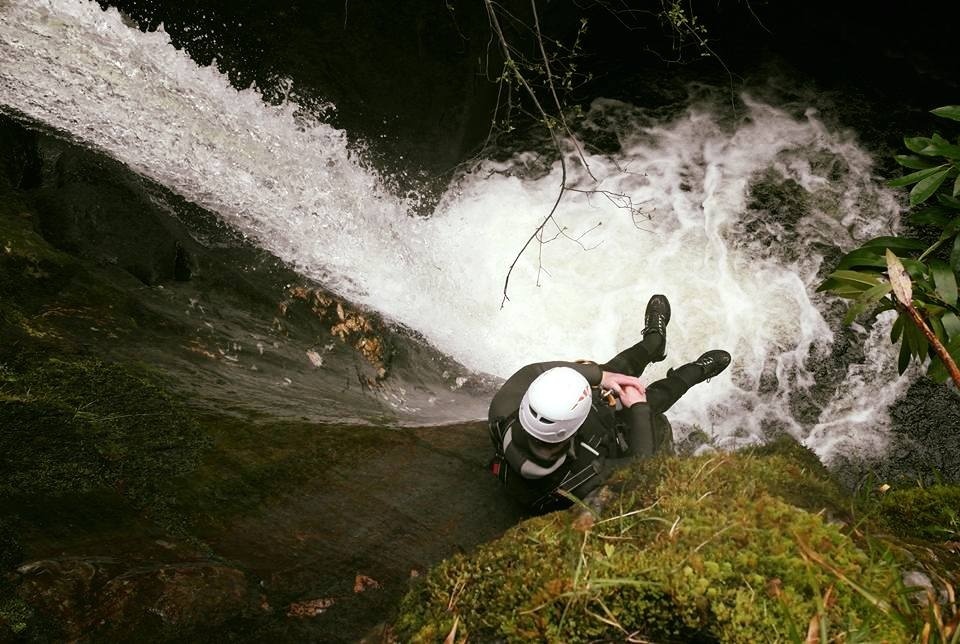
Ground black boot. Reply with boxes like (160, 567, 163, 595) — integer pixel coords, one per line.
(642, 294, 671, 362)
(667, 350, 731, 387)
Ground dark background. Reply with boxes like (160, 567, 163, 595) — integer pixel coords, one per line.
(95, 1, 960, 183)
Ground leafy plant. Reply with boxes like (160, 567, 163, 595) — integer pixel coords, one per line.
(819, 105, 960, 387)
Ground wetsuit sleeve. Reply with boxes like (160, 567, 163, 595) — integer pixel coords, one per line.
(624, 402, 657, 459)
(487, 360, 603, 423)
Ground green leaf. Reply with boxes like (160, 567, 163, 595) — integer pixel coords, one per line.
(938, 193, 960, 209)
(915, 299, 948, 317)
(925, 134, 960, 159)
(887, 165, 945, 187)
(944, 312, 960, 340)
(924, 144, 960, 159)
(949, 334, 960, 361)
(904, 136, 934, 154)
(894, 155, 938, 170)
(928, 355, 949, 383)
(910, 168, 951, 205)
(817, 280, 869, 298)
(902, 258, 929, 280)
(836, 248, 885, 270)
(941, 217, 960, 238)
(860, 236, 927, 251)
(886, 250, 913, 305)
(952, 234, 960, 273)
(843, 283, 893, 325)
(931, 105, 960, 121)
(908, 205, 956, 227)
(826, 270, 885, 290)
(916, 329, 930, 360)
(898, 334, 912, 374)
(955, 173, 960, 198)
(930, 315, 947, 345)
(833, 248, 925, 276)
(874, 300, 896, 315)
(929, 335, 960, 382)
(930, 259, 959, 305)
(905, 319, 930, 359)
(891, 315, 904, 343)
(949, 333, 960, 355)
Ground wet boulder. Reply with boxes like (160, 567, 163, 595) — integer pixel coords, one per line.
(14, 558, 261, 640)
(394, 438, 957, 642)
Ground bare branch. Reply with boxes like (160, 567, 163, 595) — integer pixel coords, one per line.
(499, 161, 567, 308)
(529, 0, 596, 180)
(486, 0, 571, 308)
(485, 0, 735, 306)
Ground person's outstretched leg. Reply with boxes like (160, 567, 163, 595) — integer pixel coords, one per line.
(645, 349, 731, 413)
(600, 294, 671, 377)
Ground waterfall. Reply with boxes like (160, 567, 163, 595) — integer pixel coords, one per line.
(0, 0, 914, 460)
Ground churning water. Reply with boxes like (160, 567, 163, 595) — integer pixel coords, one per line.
(0, 0, 915, 461)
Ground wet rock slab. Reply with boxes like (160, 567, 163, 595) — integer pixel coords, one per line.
(4, 422, 522, 642)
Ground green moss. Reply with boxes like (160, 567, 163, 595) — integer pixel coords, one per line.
(0, 595, 33, 636)
(0, 518, 22, 579)
(0, 202, 172, 367)
(0, 516, 29, 638)
(396, 446, 922, 642)
(170, 415, 396, 522)
(744, 436, 848, 516)
(0, 207, 78, 298)
(0, 358, 209, 534)
(877, 484, 960, 541)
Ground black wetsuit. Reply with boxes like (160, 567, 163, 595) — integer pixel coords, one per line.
(488, 340, 689, 513)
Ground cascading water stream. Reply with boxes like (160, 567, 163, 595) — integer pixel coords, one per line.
(0, 0, 916, 462)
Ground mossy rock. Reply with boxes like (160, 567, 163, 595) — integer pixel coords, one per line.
(0, 594, 35, 639)
(877, 484, 960, 542)
(395, 445, 921, 642)
(0, 206, 78, 299)
(0, 358, 209, 531)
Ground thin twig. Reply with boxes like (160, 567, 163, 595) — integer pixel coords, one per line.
(530, 0, 596, 180)
(486, 0, 570, 308)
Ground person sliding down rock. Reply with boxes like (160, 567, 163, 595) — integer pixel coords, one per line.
(488, 294, 730, 514)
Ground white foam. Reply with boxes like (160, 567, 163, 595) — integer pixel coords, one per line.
(0, 0, 914, 457)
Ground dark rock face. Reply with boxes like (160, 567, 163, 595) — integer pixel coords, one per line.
(828, 377, 960, 491)
(97, 563, 257, 632)
(886, 379, 960, 483)
(31, 139, 195, 286)
(2, 419, 522, 642)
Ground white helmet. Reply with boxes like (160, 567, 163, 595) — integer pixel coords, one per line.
(519, 367, 592, 443)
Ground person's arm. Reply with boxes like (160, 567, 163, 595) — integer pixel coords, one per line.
(618, 384, 657, 459)
(624, 403, 657, 458)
